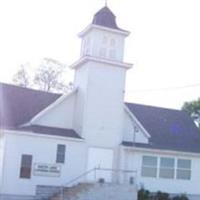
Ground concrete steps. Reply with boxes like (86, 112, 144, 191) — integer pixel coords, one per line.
(49, 183, 137, 200)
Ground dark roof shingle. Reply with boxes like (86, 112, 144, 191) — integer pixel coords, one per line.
(1, 83, 200, 152)
(0, 83, 61, 128)
(15, 125, 81, 139)
(92, 6, 120, 30)
(125, 103, 200, 153)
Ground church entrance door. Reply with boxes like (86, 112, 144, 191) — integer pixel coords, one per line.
(87, 147, 114, 183)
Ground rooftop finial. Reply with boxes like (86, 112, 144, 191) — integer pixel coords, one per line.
(105, 0, 108, 7)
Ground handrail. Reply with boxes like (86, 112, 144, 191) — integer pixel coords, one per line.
(95, 168, 137, 173)
(49, 167, 137, 200)
(63, 167, 97, 187)
(62, 167, 137, 188)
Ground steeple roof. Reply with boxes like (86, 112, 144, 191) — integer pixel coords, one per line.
(92, 6, 120, 30)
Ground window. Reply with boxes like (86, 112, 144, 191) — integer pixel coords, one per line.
(102, 36, 108, 44)
(56, 144, 66, 164)
(83, 37, 91, 56)
(20, 154, 32, 179)
(99, 48, 106, 58)
(109, 49, 116, 59)
(177, 159, 191, 180)
(159, 157, 175, 179)
(110, 39, 116, 47)
(141, 156, 157, 177)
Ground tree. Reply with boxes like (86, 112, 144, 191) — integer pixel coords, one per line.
(182, 98, 200, 128)
(13, 58, 72, 93)
(33, 58, 68, 92)
(12, 64, 30, 88)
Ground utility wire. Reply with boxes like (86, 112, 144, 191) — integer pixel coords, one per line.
(126, 82, 200, 93)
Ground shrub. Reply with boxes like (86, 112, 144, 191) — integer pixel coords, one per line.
(138, 188, 151, 200)
(172, 194, 189, 200)
(153, 191, 170, 200)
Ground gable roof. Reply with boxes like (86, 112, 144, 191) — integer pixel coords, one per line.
(1, 83, 200, 153)
(125, 103, 200, 153)
(0, 83, 61, 128)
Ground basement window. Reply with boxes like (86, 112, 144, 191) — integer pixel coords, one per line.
(56, 144, 66, 164)
(19, 154, 32, 179)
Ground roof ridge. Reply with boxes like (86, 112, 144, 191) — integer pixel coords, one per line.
(125, 102, 182, 112)
(0, 82, 61, 96)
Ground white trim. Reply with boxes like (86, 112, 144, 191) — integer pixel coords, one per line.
(3, 129, 84, 143)
(122, 145, 200, 158)
(78, 24, 130, 38)
(124, 105, 151, 139)
(70, 56, 133, 70)
(29, 88, 78, 125)
(0, 132, 6, 193)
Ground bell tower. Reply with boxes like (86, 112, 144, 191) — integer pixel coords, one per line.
(71, 6, 133, 148)
(80, 6, 129, 62)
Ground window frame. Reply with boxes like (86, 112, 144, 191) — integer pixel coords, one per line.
(141, 156, 158, 178)
(19, 154, 33, 179)
(56, 144, 66, 164)
(159, 157, 175, 179)
(176, 159, 191, 180)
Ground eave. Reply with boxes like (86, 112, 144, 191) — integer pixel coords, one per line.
(78, 24, 130, 38)
(70, 56, 133, 70)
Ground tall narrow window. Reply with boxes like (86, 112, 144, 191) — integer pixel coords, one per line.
(99, 48, 106, 58)
(102, 36, 108, 44)
(141, 156, 157, 178)
(56, 144, 66, 164)
(110, 39, 116, 47)
(20, 154, 32, 179)
(109, 49, 116, 59)
(159, 157, 175, 179)
(177, 159, 191, 180)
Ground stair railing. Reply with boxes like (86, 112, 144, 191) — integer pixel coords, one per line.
(51, 167, 137, 200)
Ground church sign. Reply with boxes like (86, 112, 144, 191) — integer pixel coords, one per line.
(33, 163, 61, 177)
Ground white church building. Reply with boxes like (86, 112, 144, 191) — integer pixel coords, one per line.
(1, 5, 200, 200)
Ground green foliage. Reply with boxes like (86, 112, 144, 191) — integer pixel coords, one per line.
(138, 189, 188, 200)
(182, 98, 200, 128)
(172, 194, 189, 200)
(138, 188, 151, 200)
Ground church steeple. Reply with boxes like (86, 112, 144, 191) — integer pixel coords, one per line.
(71, 6, 132, 147)
(77, 6, 130, 62)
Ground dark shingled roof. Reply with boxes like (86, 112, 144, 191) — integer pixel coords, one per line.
(92, 6, 120, 30)
(1, 83, 200, 152)
(124, 103, 200, 153)
(0, 82, 61, 128)
(15, 125, 81, 139)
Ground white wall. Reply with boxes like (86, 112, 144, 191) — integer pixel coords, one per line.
(1, 131, 87, 196)
(80, 61, 126, 147)
(33, 93, 76, 130)
(121, 148, 200, 195)
(0, 131, 5, 192)
(122, 111, 148, 144)
(73, 64, 89, 135)
(81, 28, 126, 62)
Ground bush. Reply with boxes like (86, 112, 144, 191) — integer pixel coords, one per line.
(154, 191, 170, 200)
(172, 194, 189, 200)
(138, 188, 151, 200)
(138, 189, 189, 200)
